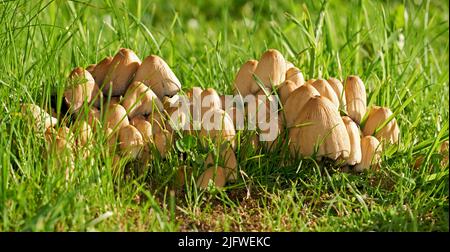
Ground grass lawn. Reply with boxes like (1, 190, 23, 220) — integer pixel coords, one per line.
(0, 0, 448, 231)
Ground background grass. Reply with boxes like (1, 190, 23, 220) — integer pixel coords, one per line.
(0, 0, 448, 231)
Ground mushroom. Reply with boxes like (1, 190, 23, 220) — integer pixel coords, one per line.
(200, 107, 236, 149)
(153, 129, 172, 158)
(342, 116, 362, 165)
(44, 126, 75, 178)
(20, 103, 57, 132)
(104, 96, 122, 107)
(205, 146, 237, 182)
(105, 104, 129, 130)
(233, 60, 258, 96)
(133, 55, 181, 99)
(289, 96, 350, 160)
(196, 166, 226, 189)
(285, 67, 305, 87)
(309, 79, 340, 109)
(118, 125, 144, 159)
(283, 85, 320, 128)
(327, 78, 346, 109)
(344, 75, 366, 124)
(122, 81, 163, 119)
(103, 48, 141, 96)
(251, 49, 286, 93)
(130, 115, 153, 146)
(362, 106, 400, 144)
(64, 67, 102, 112)
(200, 87, 222, 113)
(355, 136, 382, 172)
(277, 80, 299, 105)
(72, 120, 93, 147)
(91, 56, 113, 87)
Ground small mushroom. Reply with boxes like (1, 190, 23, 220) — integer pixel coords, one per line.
(200, 107, 236, 149)
(355, 136, 382, 172)
(345, 75, 367, 124)
(133, 55, 181, 99)
(205, 146, 237, 182)
(20, 103, 57, 132)
(153, 129, 172, 158)
(196, 166, 226, 189)
(285, 67, 305, 87)
(362, 106, 400, 144)
(105, 104, 129, 130)
(310, 79, 340, 109)
(200, 87, 222, 113)
(122, 81, 163, 119)
(91, 56, 113, 87)
(251, 49, 286, 93)
(283, 85, 320, 128)
(233, 60, 258, 96)
(44, 126, 75, 178)
(64, 67, 102, 112)
(342, 116, 362, 165)
(72, 120, 93, 147)
(130, 115, 153, 146)
(278, 80, 299, 105)
(118, 125, 144, 159)
(103, 48, 141, 96)
(289, 96, 350, 160)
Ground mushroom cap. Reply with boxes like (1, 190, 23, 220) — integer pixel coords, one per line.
(344, 75, 367, 124)
(153, 129, 172, 158)
(133, 55, 181, 99)
(355, 135, 382, 172)
(283, 85, 320, 128)
(122, 81, 163, 119)
(103, 48, 141, 96)
(21, 103, 57, 132)
(72, 120, 93, 147)
(278, 80, 299, 105)
(196, 166, 226, 189)
(205, 146, 237, 182)
(289, 96, 350, 160)
(118, 124, 144, 159)
(233, 60, 258, 96)
(363, 106, 399, 144)
(285, 67, 305, 87)
(200, 107, 236, 149)
(200, 87, 222, 113)
(64, 67, 101, 113)
(91, 56, 113, 87)
(310, 79, 340, 109)
(105, 104, 129, 130)
(327, 77, 346, 109)
(342, 116, 362, 165)
(252, 49, 286, 93)
(44, 126, 74, 154)
(130, 115, 153, 144)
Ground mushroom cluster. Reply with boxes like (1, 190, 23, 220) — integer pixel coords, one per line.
(232, 49, 401, 172)
(21, 47, 402, 189)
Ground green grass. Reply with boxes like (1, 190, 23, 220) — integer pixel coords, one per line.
(0, 0, 448, 231)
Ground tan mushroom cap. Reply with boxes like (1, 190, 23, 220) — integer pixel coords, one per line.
(20, 103, 57, 132)
(196, 166, 226, 189)
(355, 135, 382, 172)
(205, 146, 237, 182)
(91, 56, 113, 87)
(278, 80, 299, 105)
(283, 84, 320, 128)
(289, 96, 350, 160)
(122, 81, 163, 119)
(327, 78, 346, 109)
(285, 67, 305, 87)
(309, 79, 340, 109)
(345, 75, 367, 124)
(251, 49, 286, 93)
(64, 67, 102, 113)
(130, 115, 153, 144)
(342, 116, 362, 165)
(103, 48, 141, 96)
(153, 129, 172, 158)
(233, 60, 258, 96)
(363, 106, 399, 144)
(118, 124, 144, 159)
(133, 55, 181, 99)
(72, 120, 93, 147)
(105, 104, 129, 130)
(200, 87, 222, 113)
(200, 107, 236, 149)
